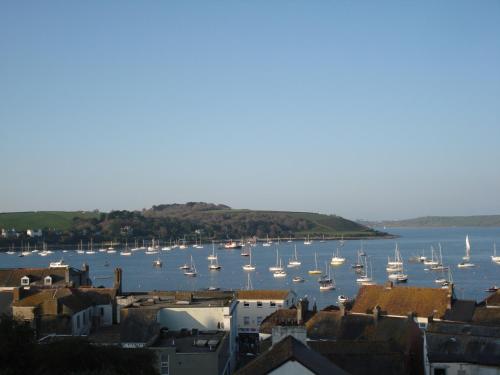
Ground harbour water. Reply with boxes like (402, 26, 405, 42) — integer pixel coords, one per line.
(2, 227, 499, 308)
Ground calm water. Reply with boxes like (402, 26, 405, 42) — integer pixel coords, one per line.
(2, 227, 499, 308)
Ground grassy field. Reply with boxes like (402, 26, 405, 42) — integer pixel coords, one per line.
(0, 211, 99, 230)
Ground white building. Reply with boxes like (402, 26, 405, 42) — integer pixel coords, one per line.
(26, 228, 43, 237)
(235, 290, 297, 335)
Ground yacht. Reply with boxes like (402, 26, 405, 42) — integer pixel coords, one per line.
(303, 235, 313, 245)
(330, 246, 346, 266)
(224, 240, 242, 250)
(287, 245, 301, 268)
(208, 255, 221, 270)
(308, 253, 322, 275)
(292, 276, 305, 283)
(458, 235, 475, 268)
(207, 242, 218, 260)
(242, 248, 256, 271)
(183, 256, 197, 277)
(337, 295, 349, 304)
(269, 249, 284, 272)
(262, 235, 272, 247)
(153, 257, 162, 267)
(491, 242, 500, 263)
(49, 259, 67, 268)
(319, 263, 335, 291)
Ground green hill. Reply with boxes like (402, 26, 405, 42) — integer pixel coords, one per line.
(0, 211, 99, 231)
(361, 215, 500, 228)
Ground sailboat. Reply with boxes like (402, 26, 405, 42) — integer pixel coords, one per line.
(304, 235, 312, 245)
(319, 262, 335, 290)
(153, 254, 162, 267)
(423, 246, 439, 267)
(387, 244, 403, 267)
(287, 245, 301, 268)
(287, 236, 293, 243)
(351, 250, 365, 269)
(242, 248, 256, 271)
(320, 234, 326, 243)
(430, 244, 448, 271)
(458, 236, 475, 268)
(308, 253, 322, 275)
(224, 239, 242, 249)
(491, 242, 500, 264)
(388, 256, 408, 283)
(183, 255, 197, 276)
(86, 238, 96, 254)
(262, 235, 272, 247)
(269, 248, 284, 272)
(441, 269, 454, 289)
(207, 242, 217, 260)
(208, 255, 221, 270)
(273, 259, 287, 278)
(240, 244, 250, 257)
(120, 240, 132, 256)
(356, 257, 374, 284)
(76, 240, 85, 254)
(330, 246, 346, 266)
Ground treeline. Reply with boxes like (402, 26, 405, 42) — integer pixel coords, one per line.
(0, 203, 386, 247)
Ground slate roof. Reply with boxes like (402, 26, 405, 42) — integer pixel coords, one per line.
(444, 300, 476, 322)
(484, 290, 500, 307)
(472, 307, 500, 326)
(426, 321, 500, 366)
(0, 267, 68, 287)
(351, 284, 451, 318)
(309, 340, 408, 375)
(236, 290, 293, 301)
(259, 307, 316, 334)
(235, 336, 348, 375)
(120, 308, 160, 344)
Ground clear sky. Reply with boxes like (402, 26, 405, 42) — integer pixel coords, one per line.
(1, 1, 499, 220)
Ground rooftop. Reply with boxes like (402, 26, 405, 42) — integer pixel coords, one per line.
(235, 290, 293, 301)
(152, 330, 226, 353)
(235, 336, 348, 375)
(351, 284, 451, 318)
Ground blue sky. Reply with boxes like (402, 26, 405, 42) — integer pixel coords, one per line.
(1, 1, 499, 220)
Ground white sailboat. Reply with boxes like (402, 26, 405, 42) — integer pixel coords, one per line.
(387, 244, 403, 267)
(330, 246, 346, 266)
(458, 236, 475, 268)
(262, 235, 272, 247)
(183, 255, 197, 276)
(319, 262, 335, 290)
(430, 244, 448, 271)
(273, 260, 287, 278)
(423, 246, 439, 266)
(207, 242, 217, 260)
(491, 242, 500, 263)
(208, 255, 221, 270)
(308, 253, 322, 275)
(287, 245, 301, 268)
(356, 257, 374, 284)
(304, 235, 312, 245)
(269, 248, 284, 272)
(120, 240, 132, 256)
(242, 248, 256, 271)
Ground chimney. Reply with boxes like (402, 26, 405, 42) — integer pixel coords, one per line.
(13, 287, 21, 302)
(339, 303, 346, 317)
(372, 305, 381, 324)
(407, 311, 416, 322)
(296, 298, 309, 325)
(114, 268, 123, 295)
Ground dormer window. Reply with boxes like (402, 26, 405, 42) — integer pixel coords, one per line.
(44, 276, 52, 286)
(21, 276, 30, 286)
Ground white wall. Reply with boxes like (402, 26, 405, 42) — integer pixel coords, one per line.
(237, 298, 288, 333)
(158, 306, 229, 331)
(270, 361, 315, 375)
(429, 363, 500, 375)
(72, 307, 93, 335)
(93, 304, 113, 326)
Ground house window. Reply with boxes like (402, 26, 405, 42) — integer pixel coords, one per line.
(21, 276, 30, 286)
(243, 301, 250, 308)
(160, 353, 169, 375)
(418, 322, 427, 329)
(44, 276, 52, 286)
(434, 369, 446, 375)
(257, 301, 262, 308)
(256, 316, 263, 325)
(243, 316, 250, 325)
(100, 307, 104, 316)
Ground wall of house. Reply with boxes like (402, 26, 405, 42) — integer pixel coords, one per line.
(428, 363, 500, 375)
(71, 307, 93, 335)
(236, 298, 287, 333)
(270, 361, 315, 375)
(157, 306, 229, 331)
(93, 304, 113, 327)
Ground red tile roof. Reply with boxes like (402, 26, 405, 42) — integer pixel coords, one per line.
(351, 284, 451, 318)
